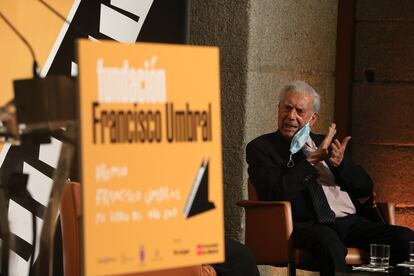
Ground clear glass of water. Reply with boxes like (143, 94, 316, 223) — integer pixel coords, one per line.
(409, 241, 414, 263)
(370, 244, 390, 268)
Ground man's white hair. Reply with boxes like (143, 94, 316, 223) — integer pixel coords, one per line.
(279, 80, 320, 112)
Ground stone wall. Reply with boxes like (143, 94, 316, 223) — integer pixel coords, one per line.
(189, 0, 250, 240)
(351, 0, 414, 229)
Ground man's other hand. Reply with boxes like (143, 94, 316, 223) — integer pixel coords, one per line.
(327, 136, 351, 167)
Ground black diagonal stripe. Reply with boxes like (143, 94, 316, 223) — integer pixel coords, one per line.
(10, 233, 32, 262)
(107, 2, 140, 22)
(24, 157, 55, 179)
(11, 196, 46, 219)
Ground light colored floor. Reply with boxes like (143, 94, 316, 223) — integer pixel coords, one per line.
(258, 266, 318, 276)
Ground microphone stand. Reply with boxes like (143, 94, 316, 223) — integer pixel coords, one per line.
(1, 7, 77, 276)
(0, 15, 40, 273)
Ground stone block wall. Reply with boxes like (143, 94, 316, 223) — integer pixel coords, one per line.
(189, 0, 250, 241)
(245, 0, 338, 143)
(351, 0, 414, 229)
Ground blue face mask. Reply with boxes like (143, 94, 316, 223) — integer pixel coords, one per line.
(287, 122, 311, 167)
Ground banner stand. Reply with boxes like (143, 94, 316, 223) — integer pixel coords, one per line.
(36, 124, 76, 276)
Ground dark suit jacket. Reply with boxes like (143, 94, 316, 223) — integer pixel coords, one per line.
(246, 131, 373, 225)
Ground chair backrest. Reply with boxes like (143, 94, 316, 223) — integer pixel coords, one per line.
(364, 192, 395, 225)
(247, 179, 258, 200)
(60, 181, 204, 276)
(243, 178, 293, 265)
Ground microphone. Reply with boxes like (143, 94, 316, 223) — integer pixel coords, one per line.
(38, 0, 73, 28)
(0, 12, 39, 78)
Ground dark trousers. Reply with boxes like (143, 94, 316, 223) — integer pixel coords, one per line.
(293, 215, 414, 276)
(212, 238, 260, 276)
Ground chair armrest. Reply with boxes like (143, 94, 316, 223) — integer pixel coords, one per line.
(237, 200, 293, 265)
(376, 202, 395, 225)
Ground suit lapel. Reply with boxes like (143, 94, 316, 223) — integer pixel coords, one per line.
(273, 131, 291, 159)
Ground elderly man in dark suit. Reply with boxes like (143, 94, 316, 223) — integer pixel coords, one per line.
(246, 80, 414, 275)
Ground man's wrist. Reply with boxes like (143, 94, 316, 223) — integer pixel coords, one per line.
(306, 156, 318, 166)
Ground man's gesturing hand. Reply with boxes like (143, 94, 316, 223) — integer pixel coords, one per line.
(327, 136, 351, 167)
(306, 123, 337, 165)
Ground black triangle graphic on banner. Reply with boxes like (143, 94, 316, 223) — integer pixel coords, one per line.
(183, 159, 215, 218)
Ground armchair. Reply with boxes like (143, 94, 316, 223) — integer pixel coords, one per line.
(237, 179, 395, 276)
